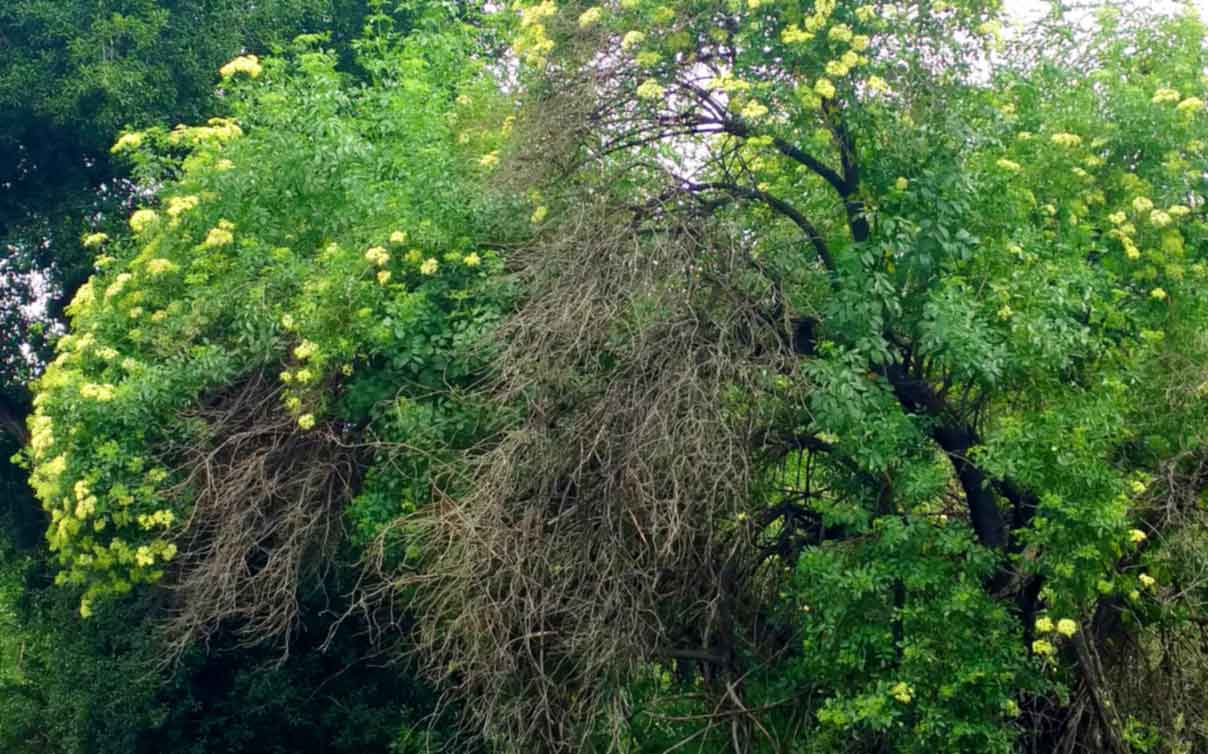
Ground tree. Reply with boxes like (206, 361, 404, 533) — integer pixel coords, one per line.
(406, 2, 1208, 752)
(19, 1, 1208, 753)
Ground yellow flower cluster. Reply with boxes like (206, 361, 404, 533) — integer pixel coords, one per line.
(168, 118, 243, 146)
(104, 273, 133, 299)
(1152, 87, 1181, 105)
(578, 6, 603, 28)
(1176, 97, 1204, 114)
(145, 258, 178, 276)
(637, 78, 665, 100)
(166, 194, 200, 218)
(364, 246, 391, 266)
(137, 509, 175, 530)
(219, 54, 262, 79)
(514, 1, 557, 66)
(1050, 132, 1083, 148)
(202, 219, 236, 248)
(111, 131, 144, 154)
(890, 681, 913, 703)
(129, 209, 158, 234)
(294, 340, 319, 360)
(82, 232, 109, 248)
(80, 383, 117, 402)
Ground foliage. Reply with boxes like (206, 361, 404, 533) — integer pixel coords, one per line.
(0, 535, 450, 754)
(21, 8, 513, 630)
(399, 1, 1208, 752)
(10, 2, 1208, 754)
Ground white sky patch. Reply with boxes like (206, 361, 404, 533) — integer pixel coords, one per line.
(1005, 0, 1208, 22)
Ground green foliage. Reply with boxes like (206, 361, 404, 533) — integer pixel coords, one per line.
(23, 12, 513, 607)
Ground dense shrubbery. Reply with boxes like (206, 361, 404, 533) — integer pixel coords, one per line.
(6, 1, 1208, 753)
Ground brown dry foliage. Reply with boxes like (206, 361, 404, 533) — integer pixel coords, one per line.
(396, 188, 811, 753)
(160, 370, 365, 660)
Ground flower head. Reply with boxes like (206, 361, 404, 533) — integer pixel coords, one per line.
(1152, 87, 1181, 105)
(1176, 97, 1204, 114)
(420, 258, 440, 276)
(297, 413, 316, 430)
(1128, 528, 1148, 544)
(111, 131, 144, 154)
(1132, 196, 1154, 213)
(1032, 639, 1056, 657)
(364, 246, 390, 266)
(1056, 619, 1077, 637)
(463, 252, 482, 267)
(814, 77, 836, 100)
(82, 232, 109, 248)
(578, 6, 603, 27)
(129, 209, 159, 234)
(636, 78, 665, 100)
(220, 55, 262, 79)
(1050, 132, 1083, 148)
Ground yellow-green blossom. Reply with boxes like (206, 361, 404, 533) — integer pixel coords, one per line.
(890, 681, 913, 703)
(294, 340, 319, 360)
(578, 6, 603, 27)
(82, 232, 109, 248)
(420, 258, 439, 275)
(1050, 132, 1082, 148)
(297, 413, 316, 430)
(636, 78, 665, 100)
(364, 246, 390, 266)
(463, 252, 482, 267)
(203, 225, 234, 248)
(621, 31, 645, 50)
(1152, 87, 1181, 105)
(220, 54, 262, 79)
(1056, 619, 1077, 637)
(740, 100, 769, 120)
(1177, 97, 1204, 114)
(828, 24, 853, 43)
(145, 258, 177, 276)
(129, 209, 158, 234)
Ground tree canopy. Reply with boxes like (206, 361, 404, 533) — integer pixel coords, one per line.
(6, 1, 1208, 753)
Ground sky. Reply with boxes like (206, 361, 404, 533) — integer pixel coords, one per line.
(1004, 0, 1208, 22)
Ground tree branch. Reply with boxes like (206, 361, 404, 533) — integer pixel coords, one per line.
(686, 181, 835, 273)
